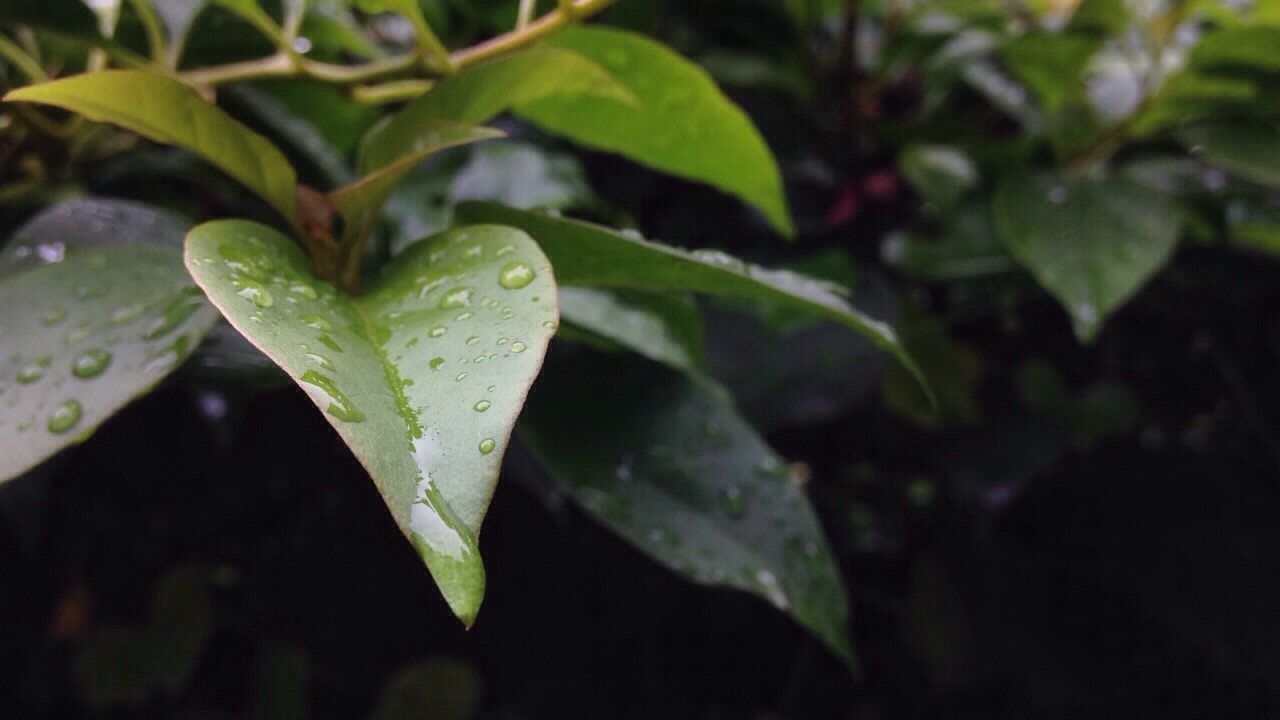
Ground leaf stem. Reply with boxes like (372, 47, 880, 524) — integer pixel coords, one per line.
(452, 0, 614, 69)
(351, 79, 435, 104)
(517, 0, 537, 30)
(0, 33, 48, 83)
(127, 0, 167, 63)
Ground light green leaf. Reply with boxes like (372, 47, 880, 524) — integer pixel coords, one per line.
(558, 288, 704, 372)
(519, 27, 794, 236)
(5, 71, 299, 227)
(521, 353, 853, 662)
(0, 244, 218, 483)
(358, 47, 635, 174)
(1178, 121, 1280, 188)
(331, 121, 503, 249)
(1190, 26, 1280, 73)
(454, 202, 925, 393)
(992, 170, 1180, 341)
(184, 220, 559, 625)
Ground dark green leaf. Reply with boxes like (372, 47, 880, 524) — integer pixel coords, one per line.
(455, 202, 925, 393)
(993, 170, 1179, 341)
(521, 353, 853, 662)
(558, 288, 704, 372)
(184, 220, 559, 625)
(1179, 121, 1280, 188)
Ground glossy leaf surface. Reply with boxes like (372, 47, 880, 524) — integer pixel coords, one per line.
(522, 353, 853, 662)
(519, 27, 794, 235)
(993, 170, 1179, 341)
(1178, 121, 1280, 189)
(455, 202, 921, 387)
(0, 244, 218, 482)
(184, 220, 559, 625)
(5, 71, 299, 226)
(558, 288, 704, 373)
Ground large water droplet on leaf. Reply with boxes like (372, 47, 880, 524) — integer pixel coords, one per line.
(497, 261, 536, 290)
(71, 348, 112, 378)
(47, 399, 82, 434)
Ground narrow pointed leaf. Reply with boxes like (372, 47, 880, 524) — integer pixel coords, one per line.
(522, 353, 853, 663)
(517, 27, 794, 236)
(358, 47, 636, 174)
(455, 202, 926, 394)
(331, 122, 503, 246)
(1, 241, 218, 483)
(184, 220, 559, 625)
(5, 71, 299, 227)
(992, 170, 1179, 341)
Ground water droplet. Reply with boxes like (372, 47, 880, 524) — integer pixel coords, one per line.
(48, 400, 82, 433)
(304, 352, 334, 371)
(301, 370, 364, 422)
(439, 286, 474, 309)
(429, 357, 444, 370)
(478, 437, 496, 454)
(300, 314, 332, 332)
(542, 321, 558, 330)
(455, 372, 468, 382)
(72, 349, 112, 378)
(41, 306, 67, 326)
(143, 296, 202, 340)
(317, 334, 343, 353)
(754, 569, 788, 609)
(496, 244, 515, 256)
(466, 335, 480, 346)
(498, 261, 536, 289)
(721, 485, 746, 518)
(234, 279, 274, 308)
(111, 303, 145, 325)
(428, 325, 448, 339)
(16, 357, 50, 384)
(454, 311, 474, 321)
(1047, 185, 1069, 204)
(473, 400, 491, 412)
(510, 341, 527, 353)
(289, 282, 318, 300)
(292, 36, 312, 53)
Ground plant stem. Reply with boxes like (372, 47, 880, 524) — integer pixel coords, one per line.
(517, 0, 538, 29)
(451, 0, 614, 69)
(0, 33, 48, 83)
(126, 0, 167, 63)
(351, 79, 435, 104)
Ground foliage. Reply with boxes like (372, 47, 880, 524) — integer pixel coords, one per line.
(4, 0, 1280, 714)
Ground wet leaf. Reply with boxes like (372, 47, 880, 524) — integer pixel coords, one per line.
(5, 71, 299, 227)
(522, 353, 853, 663)
(992, 170, 1179, 341)
(455, 202, 925, 394)
(184, 220, 559, 625)
(0, 228, 218, 483)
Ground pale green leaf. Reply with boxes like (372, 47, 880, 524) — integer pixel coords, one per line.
(522, 353, 853, 662)
(5, 71, 299, 227)
(992, 170, 1180, 341)
(0, 244, 218, 483)
(519, 27, 794, 236)
(184, 220, 559, 625)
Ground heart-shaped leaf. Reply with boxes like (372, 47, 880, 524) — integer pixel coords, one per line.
(454, 202, 927, 396)
(0, 243, 219, 483)
(184, 220, 559, 624)
(5, 71, 300, 228)
(993, 170, 1180, 341)
(521, 353, 854, 663)
(519, 27, 794, 236)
